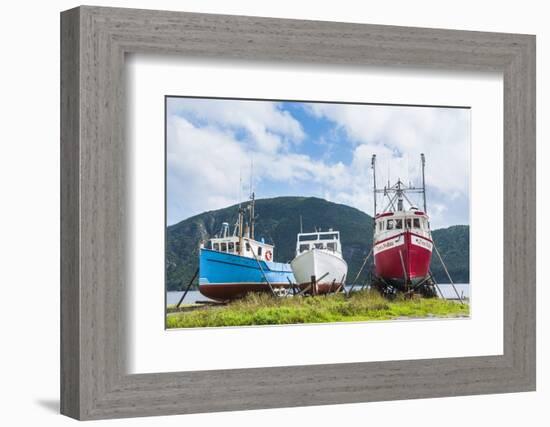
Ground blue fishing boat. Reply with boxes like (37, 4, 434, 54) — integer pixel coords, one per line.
(198, 193, 295, 301)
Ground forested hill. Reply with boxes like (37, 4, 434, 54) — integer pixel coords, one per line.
(166, 196, 469, 290)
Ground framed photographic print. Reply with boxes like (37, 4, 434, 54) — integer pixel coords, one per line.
(164, 96, 472, 331)
(61, 6, 536, 420)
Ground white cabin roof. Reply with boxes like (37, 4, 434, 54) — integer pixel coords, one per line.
(204, 236, 275, 262)
(297, 231, 340, 241)
(295, 230, 342, 256)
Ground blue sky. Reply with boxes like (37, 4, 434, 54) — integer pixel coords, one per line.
(166, 97, 470, 229)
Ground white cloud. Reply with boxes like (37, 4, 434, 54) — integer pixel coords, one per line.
(307, 104, 470, 196)
(168, 98, 305, 154)
(167, 99, 470, 229)
(167, 115, 346, 224)
(301, 103, 470, 228)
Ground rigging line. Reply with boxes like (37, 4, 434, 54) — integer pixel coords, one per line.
(383, 193, 397, 212)
(348, 248, 373, 294)
(402, 192, 415, 208)
(433, 244, 464, 304)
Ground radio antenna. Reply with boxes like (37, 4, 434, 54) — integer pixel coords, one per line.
(249, 157, 254, 196)
(421, 153, 427, 213)
(249, 156, 255, 239)
(371, 154, 377, 216)
(238, 168, 242, 207)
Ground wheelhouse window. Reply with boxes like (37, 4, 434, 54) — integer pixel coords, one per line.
(395, 219, 403, 230)
(387, 219, 394, 230)
(228, 242, 234, 252)
(299, 243, 309, 253)
(246, 242, 251, 252)
(327, 242, 336, 251)
(213, 243, 220, 251)
(413, 218, 420, 228)
(257, 246, 262, 256)
(220, 242, 227, 252)
(314, 243, 324, 249)
(235, 242, 240, 253)
(405, 219, 412, 229)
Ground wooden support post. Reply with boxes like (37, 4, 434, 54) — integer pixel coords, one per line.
(338, 273, 347, 295)
(398, 250, 409, 295)
(428, 269, 445, 300)
(433, 244, 463, 304)
(251, 248, 277, 297)
(348, 248, 373, 294)
(176, 268, 199, 309)
(296, 283, 312, 296)
(298, 272, 329, 297)
(287, 277, 297, 295)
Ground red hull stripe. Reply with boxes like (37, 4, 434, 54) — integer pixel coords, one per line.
(375, 212, 394, 218)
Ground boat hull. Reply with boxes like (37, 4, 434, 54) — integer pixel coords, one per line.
(199, 248, 295, 301)
(373, 231, 432, 287)
(290, 249, 348, 294)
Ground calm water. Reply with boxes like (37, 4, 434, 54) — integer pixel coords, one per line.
(167, 290, 212, 305)
(166, 283, 470, 305)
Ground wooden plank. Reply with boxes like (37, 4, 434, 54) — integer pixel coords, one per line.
(60, 7, 81, 420)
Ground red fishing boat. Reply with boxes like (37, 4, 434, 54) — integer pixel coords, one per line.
(371, 154, 434, 294)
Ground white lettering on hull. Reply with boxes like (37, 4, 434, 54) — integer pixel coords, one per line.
(411, 235, 433, 252)
(373, 235, 404, 255)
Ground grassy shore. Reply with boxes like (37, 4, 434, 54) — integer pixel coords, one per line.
(166, 290, 469, 329)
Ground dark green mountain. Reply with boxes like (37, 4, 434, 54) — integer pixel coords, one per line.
(166, 196, 469, 291)
(430, 225, 470, 283)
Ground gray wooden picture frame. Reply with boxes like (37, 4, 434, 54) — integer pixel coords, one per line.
(60, 5, 536, 420)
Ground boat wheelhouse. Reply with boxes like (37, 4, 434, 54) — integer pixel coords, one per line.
(198, 193, 295, 301)
(204, 222, 274, 264)
(371, 154, 433, 290)
(290, 230, 348, 294)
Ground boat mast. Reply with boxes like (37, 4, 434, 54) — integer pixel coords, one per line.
(250, 191, 255, 240)
(373, 154, 427, 214)
(238, 207, 244, 255)
(238, 167, 245, 255)
(396, 179, 404, 211)
(421, 153, 427, 213)
(249, 157, 255, 240)
(371, 154, 377, 216)
(233, 170, 243, 237)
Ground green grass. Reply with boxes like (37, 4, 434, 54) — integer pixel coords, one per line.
(166, 290, 469, 329)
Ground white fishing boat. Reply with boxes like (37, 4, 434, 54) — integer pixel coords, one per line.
(290, 230, 348, 294)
